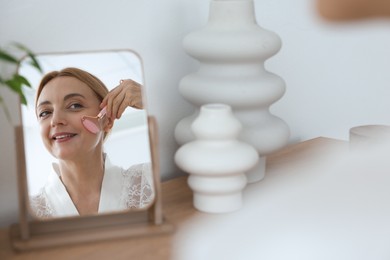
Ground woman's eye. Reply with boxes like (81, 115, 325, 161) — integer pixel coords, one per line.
(38, 111, 51, 118)
(69, 103, 84, 110)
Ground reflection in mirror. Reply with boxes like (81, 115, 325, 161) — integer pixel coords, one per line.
(18, 50, 155, 219)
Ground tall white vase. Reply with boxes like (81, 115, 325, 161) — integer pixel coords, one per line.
(175, 0, 290, 183)
(175, 104, 258, 213)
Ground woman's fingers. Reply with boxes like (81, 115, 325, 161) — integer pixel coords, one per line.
(101, 79, 143, 119)
(116, 91, 131, 119)
(101, 85, 121, 119)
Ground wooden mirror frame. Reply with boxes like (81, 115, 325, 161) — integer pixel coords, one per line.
(9, 51, 173, 251)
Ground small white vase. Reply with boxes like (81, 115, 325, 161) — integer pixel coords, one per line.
(175, 104, 258, 213)
(349, 125, 390, 151)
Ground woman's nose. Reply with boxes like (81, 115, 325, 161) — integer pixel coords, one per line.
(51, 111, 67, 127)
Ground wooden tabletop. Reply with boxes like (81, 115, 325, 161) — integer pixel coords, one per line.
(0, 137, 346, 260)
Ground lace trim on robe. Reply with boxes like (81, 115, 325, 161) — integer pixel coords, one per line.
(120, 163, 154, 209)
(29, 189, 54, 218)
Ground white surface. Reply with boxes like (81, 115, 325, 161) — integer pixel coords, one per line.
(173, 143, 390, 260)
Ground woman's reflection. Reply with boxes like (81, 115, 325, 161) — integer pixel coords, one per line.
(29, 67, 153, 218)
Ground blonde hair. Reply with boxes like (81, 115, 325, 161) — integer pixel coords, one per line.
(35, 67, 109, 106)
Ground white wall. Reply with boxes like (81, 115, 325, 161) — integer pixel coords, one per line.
(261, 0, 390, 142)
(1, 0, 390, 227)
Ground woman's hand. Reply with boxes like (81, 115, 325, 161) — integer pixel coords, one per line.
(100, 79, 143, 119)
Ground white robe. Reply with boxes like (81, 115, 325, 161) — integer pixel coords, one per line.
(29, 157, 154, 218)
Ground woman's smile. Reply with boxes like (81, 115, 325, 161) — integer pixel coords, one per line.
(51, 132, 78, 143)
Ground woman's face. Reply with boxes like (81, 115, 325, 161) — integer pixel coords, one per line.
(36, 76, 104, 161)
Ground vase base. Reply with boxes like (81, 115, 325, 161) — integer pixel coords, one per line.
(193, 193, 242, 214)
(245, 156, 266, 183)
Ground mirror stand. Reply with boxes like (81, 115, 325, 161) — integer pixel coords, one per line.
(10, 116, 173, 251)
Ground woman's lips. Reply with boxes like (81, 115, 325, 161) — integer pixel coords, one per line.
(52, 133, 77, 142)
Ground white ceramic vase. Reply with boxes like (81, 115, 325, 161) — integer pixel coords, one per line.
(175, 0, 290, 183)
(175, 104, 258, 213)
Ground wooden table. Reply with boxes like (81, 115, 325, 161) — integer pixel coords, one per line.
(0, 137, 347, 259)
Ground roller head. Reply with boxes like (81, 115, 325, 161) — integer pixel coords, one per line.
(82, 117, 100, 134)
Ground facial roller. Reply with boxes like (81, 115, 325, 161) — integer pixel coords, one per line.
(81, 106, 107, 134)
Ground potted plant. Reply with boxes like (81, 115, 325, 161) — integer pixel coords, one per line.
(0, 43, 42, 121)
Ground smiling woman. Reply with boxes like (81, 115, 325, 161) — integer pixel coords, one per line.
(30, 67, 153, 218)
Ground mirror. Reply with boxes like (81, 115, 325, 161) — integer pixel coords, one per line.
(10, 50, 172, 251)
(19, 50, 154, 218)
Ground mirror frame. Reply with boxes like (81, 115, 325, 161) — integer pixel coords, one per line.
(9, 50, 173, 251)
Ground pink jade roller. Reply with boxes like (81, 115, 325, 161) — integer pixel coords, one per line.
(81, 106, 107, 134)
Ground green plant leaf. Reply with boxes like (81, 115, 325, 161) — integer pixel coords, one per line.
(5, 78, 22, 92)
(14, 74, 31, 88)
(1, 42, 42, 109)
(0, 48, 19, 64)
(5, 75, 28, 105)
(20, 93, 27, 105)
(27, 55, 43, 73)
(12, 42, 43, 73)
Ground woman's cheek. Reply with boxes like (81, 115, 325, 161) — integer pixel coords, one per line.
(40, 122, 53, 153)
